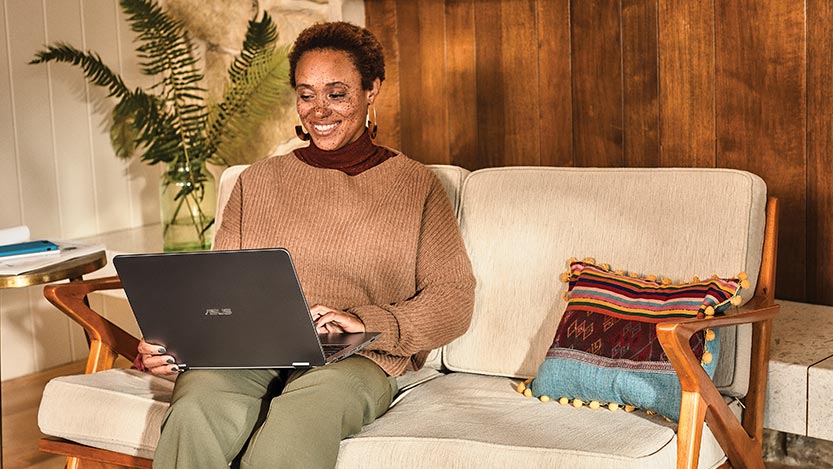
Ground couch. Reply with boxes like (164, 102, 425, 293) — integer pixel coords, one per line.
(37, 164, 779, 468)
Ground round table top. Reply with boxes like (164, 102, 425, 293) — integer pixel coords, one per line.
(0, 250, 107, 289)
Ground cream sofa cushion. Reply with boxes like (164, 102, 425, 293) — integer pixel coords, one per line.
(39, 369, 739, 467)
(446, 167, 767, 398)
(38, 369, 173, 459)
(337, 372, 730, 469)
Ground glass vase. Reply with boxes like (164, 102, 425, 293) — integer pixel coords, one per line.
(160, 162, 216, 252)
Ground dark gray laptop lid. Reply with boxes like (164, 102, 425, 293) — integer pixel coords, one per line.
(114, 248, 329, 369)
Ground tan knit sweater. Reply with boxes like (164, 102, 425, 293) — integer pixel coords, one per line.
(213, 152, 476, 376)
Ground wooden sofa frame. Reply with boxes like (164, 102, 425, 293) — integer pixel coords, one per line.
(38, 198, 780, 469)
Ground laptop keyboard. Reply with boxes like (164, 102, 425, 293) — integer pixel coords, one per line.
(322, 344, 349, 357)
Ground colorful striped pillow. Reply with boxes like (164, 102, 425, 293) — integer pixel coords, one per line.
(566, 261, 743, 321)
(523, 260, 744, 421)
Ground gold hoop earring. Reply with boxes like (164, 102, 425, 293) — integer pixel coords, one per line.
(367, 105, 378, 140)
(295, 125, 310, 141)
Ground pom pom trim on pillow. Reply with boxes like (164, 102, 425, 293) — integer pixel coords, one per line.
(524, 259, 746, 421)
(563, 261, 744, 321)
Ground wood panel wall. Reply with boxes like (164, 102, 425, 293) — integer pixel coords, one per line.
(365, 0, 831, 305)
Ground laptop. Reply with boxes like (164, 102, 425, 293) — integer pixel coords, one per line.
(113, 248, 381, 370)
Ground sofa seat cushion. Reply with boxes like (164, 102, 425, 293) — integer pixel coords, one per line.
(37, 367, 444, 460)
(337, 373, 727, 469)
(38, 369, 174, 459)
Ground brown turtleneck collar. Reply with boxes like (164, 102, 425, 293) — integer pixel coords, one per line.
(294, 129, 396, 176)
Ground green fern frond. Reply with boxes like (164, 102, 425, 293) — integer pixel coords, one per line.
(120, 0, 192, 76)
(29, 43, 130, 98)
(120, 0, 206, 154)
(110, 89, 167, 159)
(31, 0, 292, 177)
(208, 13, 293, 166)
(209, 48, 293, 166)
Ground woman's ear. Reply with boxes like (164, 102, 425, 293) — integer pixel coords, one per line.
(367, 78, 382, 104)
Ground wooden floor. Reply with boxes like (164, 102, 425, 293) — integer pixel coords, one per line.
(1, 361, 85, 469)
(0, 362, 806, 469)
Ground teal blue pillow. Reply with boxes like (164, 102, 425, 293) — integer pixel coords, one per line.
(525, 261, 743, 421)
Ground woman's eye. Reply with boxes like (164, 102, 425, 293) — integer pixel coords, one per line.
(329, 93, 346, 100)
(299, 94, 314, 101)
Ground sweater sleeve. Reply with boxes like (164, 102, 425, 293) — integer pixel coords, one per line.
(347, 176, 476, 358)
(212, 178, 243, 251)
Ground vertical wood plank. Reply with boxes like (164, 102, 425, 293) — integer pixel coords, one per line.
(30, 0, 81, 370)
(715, 0, 806, 301)
(364, 0, 402, 151)
(116, 2, 162, 229)
(6, 0, 61, 238)
(806, 0, 833, 304)
(657, 0, 715, 167)
(45, 0, 97, 239)
(0, 289, 37, 380)
(475, 0, 539, 168)
(571, 0, 624, 167)
(622, 0, 660, 167)
(445, 0, 478, 169)
(83, 0, 133, 234)
(393, 1, 422, 159)
(416, 0, 451, 164)
(30, 287, 72, 371)
(498, 0, 538, 166)
(473, 0, 505, 168)
(537, 0, 572, 167)
(0, 0, 22, 228)
(385, 0, 449, 164)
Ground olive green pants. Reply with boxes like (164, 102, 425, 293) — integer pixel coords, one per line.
(153, 356, 395, 469)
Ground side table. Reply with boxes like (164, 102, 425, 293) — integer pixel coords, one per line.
(0, 250, 107, 468)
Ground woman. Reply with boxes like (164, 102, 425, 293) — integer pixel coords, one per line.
(137, 21, 476, 468)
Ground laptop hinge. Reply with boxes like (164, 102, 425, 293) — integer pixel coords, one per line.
(292, 362, 310, 367)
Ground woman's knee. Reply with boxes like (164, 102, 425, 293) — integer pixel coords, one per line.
(281, 358, 393, 424)
(163, 369, 274, 432)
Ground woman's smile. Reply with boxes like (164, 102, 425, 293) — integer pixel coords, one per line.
(311, 121, 339, 136)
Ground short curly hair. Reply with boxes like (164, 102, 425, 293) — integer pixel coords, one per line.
(288, 22, 385, 91)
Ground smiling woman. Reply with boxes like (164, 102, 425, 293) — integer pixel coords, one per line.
(135, 21, 477, 469)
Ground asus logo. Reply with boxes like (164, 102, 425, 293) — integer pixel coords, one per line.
(205, 308, 233, 316)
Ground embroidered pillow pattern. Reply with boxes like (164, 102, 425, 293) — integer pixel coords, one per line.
(522, 259, 746, 421)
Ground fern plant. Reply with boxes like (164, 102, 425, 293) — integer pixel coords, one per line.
(30, 0, 292, 250)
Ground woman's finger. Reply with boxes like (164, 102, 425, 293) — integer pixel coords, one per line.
(314, 310, 365, 333)
(142, 354, 176, 369)
(138, 338, 167, 355)
(147, 363, 181, 376)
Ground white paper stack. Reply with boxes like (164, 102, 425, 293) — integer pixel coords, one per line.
(0, 225, 31, 245)
(0, 225, 106, 276)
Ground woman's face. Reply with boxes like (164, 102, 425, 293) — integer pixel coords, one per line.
(295, 49, 380, 151)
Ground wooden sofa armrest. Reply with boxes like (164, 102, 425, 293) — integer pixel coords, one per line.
(658, 196, 779, 469)
(657, 299, 777, 469)
(43, 275, 139, 374)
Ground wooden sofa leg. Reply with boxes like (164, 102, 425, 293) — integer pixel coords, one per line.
(65, 456, 127, 469)
(676, 391, 707, 469)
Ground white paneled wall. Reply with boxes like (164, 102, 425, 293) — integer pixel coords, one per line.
(0, 0, 365, 381)
(0, 0, 160, 381)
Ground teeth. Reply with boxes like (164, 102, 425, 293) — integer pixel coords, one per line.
(313, 123, 337, 132)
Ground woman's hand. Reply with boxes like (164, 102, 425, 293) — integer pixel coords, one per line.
(137, 338, 181, 375)
(310, 304, 366, 334)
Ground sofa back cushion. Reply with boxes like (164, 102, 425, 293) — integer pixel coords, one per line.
(444, 167, 767, 398)
(214, 164, 249, 246)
